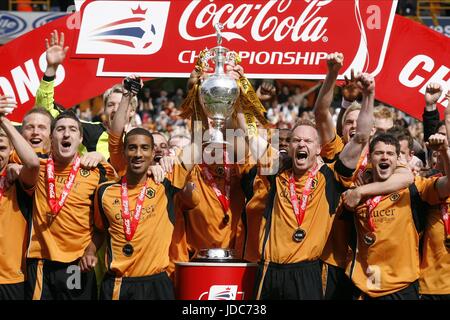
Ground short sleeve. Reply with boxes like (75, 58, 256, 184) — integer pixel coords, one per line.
(320, 132, 344, 163)
(108, 131, 127, 177)
(169, 163, 188, 190)
(329, 159, 355, 188)
(414, 176, 441, 205)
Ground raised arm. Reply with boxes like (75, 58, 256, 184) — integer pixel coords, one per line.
(313, 52, 343, 145)
(109, 76, 141, 136)
(0, 101, 39, 189)
(422, 83, 442, 142)
(428, 133, 450, 199)
(35, 30, 68, 116)
(336, 70, 362, 136)
(343, 166, 414, 209)
(339, 73, 374, 169)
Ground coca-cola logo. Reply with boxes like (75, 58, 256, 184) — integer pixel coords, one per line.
(179, 0, 331, 43)
(74, 0, 398, 79)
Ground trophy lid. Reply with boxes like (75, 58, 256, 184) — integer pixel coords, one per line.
(191, 248, 243, 263)
(215, 23, 223, 46)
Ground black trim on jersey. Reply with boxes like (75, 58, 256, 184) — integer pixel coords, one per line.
(88, 164, 108, 207)
(240, 207, 248, 261)
(36, 152, 49, 159)
(239, 165, 257, 261)
(96, 182, 116, 270)
(240, 165, 258, 201)
(43, 75, 55, 82)
(260, 175, 277, 264)
(15, 180, 33, 223)
(322, 135, 341, 164)
(321, 165, 347, 215)
(81, 122, 107, 153)
(162, 178, 181, 226)
(322, 154, 339, 164)
(97, 163, 108, 184)
(334, 158, 355, 178)
(409, 183, 428, 234)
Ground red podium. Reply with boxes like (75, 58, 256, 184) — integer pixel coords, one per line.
(175, 261, 258, 300)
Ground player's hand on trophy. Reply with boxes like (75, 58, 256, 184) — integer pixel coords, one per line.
(225, 63, 244, 81)
(188, 65, 213, 90)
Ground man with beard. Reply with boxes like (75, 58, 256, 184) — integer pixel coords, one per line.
(342, 132, 450, 299)
(0, 98, 40, 299)
(237, 70, 374, 299)
(25, 111, 114, 300)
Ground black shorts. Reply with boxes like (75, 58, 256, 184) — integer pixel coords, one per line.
(100, 272, 175, 300)
(420, 293, 450, 300)
(0, 282, 25, 300)
(25, 258, 97, 300)
(322, 263, 355, 300)
(255, 260, 323, 300)
(359, 280, 420, 300)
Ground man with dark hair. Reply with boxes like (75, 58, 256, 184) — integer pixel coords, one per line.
(0, 98, 40, 299)
(94, 124, 196, 299)
(342, 132, 450, 299)
(25, 111, 115, 300)
(397, 133, 423, 175)
(278, 128, 291, 155)
(35, 30, 138, 168)
(313, 54, 413, 300)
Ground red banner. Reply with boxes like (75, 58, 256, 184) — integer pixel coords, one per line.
(0, 0, 448, 123)
(0, 14, 121, 122)
(376, 15, 449, 120)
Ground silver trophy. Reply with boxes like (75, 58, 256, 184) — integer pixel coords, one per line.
(199, 23, 240, 145)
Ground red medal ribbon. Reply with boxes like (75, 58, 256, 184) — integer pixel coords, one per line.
(289, 162, 320, 227)
(200, 150, 231, 214)
(441, 203, 449, 237)
(365, 196, 382, 232)
(46, 154, 81, 216)
(120, 176, 148, 242)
